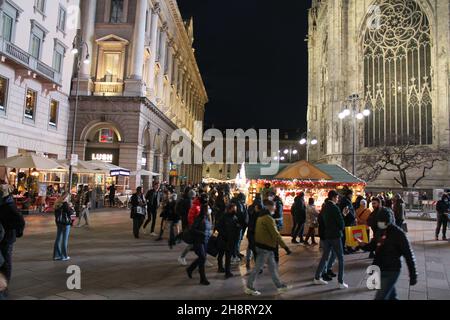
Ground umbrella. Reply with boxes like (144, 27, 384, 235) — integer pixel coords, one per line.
(130, 169, 161, 177)
(0, 154, 64, 170)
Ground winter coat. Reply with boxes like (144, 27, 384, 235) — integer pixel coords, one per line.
(363, 224, 417, 278)
(0, 196, 25, 245)
(216, 213, 241, 251)
(130, 193, 146, 219)
(338, 196, 356, 227)
(393, 201, 406, 222)
(163, 201, 178, 222)
(273, 196, 284, 230)
(230, 198, 248, 229)
(188, 198, 202, 227)
(254, 210, 288, 252)
(305, 205, 318, 229)
(145, 189, 161, 212)
(54, 202, 73, 226)
(322, 199, 345, 240)
(176, 196, 192, 225)
(356, 206, 372, 226)
(291, 196, 306, 224)
(192, 213, 212, 246)
(436, 200, 449, 215)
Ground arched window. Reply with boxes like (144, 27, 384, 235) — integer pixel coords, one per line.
(363, 0, 432, 147)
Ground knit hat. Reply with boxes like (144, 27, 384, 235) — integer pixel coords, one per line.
(378, 208, 395, 225)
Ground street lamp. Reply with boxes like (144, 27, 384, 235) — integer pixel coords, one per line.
(68, 35, 90, 196)
(278, 147, 299, 163)
(338, 94, 371, 175)
(299, 133, 318, 162)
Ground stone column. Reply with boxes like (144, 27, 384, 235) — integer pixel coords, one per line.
(165, 43, 174, 115)
(146, 5, 160, 101)
(124, 0, 147, 96)
(156, 24, 168, 104)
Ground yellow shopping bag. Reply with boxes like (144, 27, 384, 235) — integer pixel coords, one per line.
(345, 225, 369, 247)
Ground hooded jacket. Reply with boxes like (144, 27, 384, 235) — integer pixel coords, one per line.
(322, 199, 345, 239)
(291, 195, 306, 223)
(188, 198, 202, 227)
(216, 212, 241, 251)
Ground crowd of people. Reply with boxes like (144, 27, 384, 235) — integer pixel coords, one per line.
(0, 178, 449, 300)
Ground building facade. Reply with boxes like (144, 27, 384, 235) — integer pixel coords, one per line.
(0, 0, 79, 177)
(69, 0, 208, 189)
(307, 0, 450, 188)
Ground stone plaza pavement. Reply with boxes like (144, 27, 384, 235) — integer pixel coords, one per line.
(7, 209, 450, 300)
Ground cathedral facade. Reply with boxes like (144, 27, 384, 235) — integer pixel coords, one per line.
(307, 0, 450, 189)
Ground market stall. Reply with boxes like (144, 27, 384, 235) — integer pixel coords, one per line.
(244, 161, 366, 235)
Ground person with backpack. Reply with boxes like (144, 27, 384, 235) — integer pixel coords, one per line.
(0, 184, 25, 298)
(186, 196, 212, 286)
(130, 187, 147, 239)
(435, 193, 449, 241)
(216, 203, 241, 278)
(291, 192, 306, 244)
(53, 193, 74, 261)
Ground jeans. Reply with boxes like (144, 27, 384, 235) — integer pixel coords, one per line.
(304, 227, 317, 244)
(77, 207, 90, 226)
(314, 238, 345, 283)
(436, 214, 448, 238)
(375, 271, 401, 300)
(181, 244, 193, 258)
(168, 221, 179, 247)
(187, 243, 208, 282)
(143, 208, 158, 233)
(53, 225, 71, 259)
(133, 215, 145, 238)
(292, 220, 304, 242)
(217, 249, 232, 274)
(247, 247, 284, 290)
(234, 229, 243, 257)
(319, 239, 336, 274)
(246, 236, 256, 264)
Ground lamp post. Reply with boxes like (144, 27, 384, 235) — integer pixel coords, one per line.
(299, 133, 318, 162)
(338, 94, 371, 175)
(68, 35, 90, 195)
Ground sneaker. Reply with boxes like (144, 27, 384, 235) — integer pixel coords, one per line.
(277, 285, 292, 293)
(245, 287, 261, 296)
(62, 257, 71, 261)
(53, 257, 62, 261)
(338, 282, 349, 289)
(313, 278, 328, 285)
(150, 232, 158, 236)
(178, 257, 187, 266)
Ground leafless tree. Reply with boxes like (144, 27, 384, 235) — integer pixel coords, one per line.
(358, 137, 449, 188)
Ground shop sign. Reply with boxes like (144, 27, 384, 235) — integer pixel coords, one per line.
(92, 153, 113, 163)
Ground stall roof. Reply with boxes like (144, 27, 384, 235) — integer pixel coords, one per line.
(245, 161, 365, 184)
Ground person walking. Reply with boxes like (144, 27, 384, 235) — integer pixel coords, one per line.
(167, 193, 180, 249)
(392, 194, 406, 229)
(317, 202, 337, 282)
(108, 184, 116, 208)
(338, 188, 356, 254)
(358, 209, 417, 300)
(216, 203, 241, 278)
(76, 185, 90, 227)
(435, 194, 449, 241)
(230, 193, 248, 263)
(130, 187, 146, 239)
(53, 193, 73, 261)
(178, 192, 202, 266)
(313, 190, 348, 289)
(304, 198, 318, 245)
(245, 195, 262, 269)
(186, 197, 212, 286)
(291, 192, 306, 244)
(144, 182, 161, 236)
(245, 200, 292, 296)
(0, 184, 25, 298)
(73, 185, 83, 220)
(156, 190, 170, 241)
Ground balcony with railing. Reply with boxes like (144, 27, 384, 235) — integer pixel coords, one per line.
(94, 81, 124, 96)
(0, 37, 62, 85)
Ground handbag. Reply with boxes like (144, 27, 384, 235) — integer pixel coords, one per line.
(181, 228, 194, 245)
(207, 235, 219, 257)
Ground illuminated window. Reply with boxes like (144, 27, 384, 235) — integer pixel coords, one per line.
(98, 128, 114, 143)
(103, 52, 121, 82)
(25, 89, 37, 120)
(0, 77, 8, 113)
(49, 100, 58, 127)
(110, 0, 124, 23)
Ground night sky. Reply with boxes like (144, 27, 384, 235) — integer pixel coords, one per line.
(177, 0, 312, 131)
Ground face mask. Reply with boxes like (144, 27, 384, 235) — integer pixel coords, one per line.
(208, 208, 212, 215)
(377, 222, 388, 230)
(268, 196, 274, 201)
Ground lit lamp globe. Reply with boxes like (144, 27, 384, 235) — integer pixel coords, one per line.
(311, 138, 318, 145)
(356, 113, 364, 120)
(363, 109, 371, 117)
(343, 109, 351, 117)
(283, 149, 289, 155)
(71, 47, 79, 55)
(338, 112, 346, 120)
(299, 138, 307, 145)
(292, 150, 298, 155)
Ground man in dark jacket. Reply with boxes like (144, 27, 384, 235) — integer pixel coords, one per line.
(271, 193, 284, 232)
(317, 204, 337, 281)
(358, 208, 417, 300)
(130, 187, 146, 239)
(291, 192, 306, 244)
(313, 190, 348, 289)
(338, 188, 356, 254)
(0, 185, 25, 298)
(230, 193, 248, 261)
(216, 203, 241, 278)
(144, 182, 162, 235)
(246, 195, 263, 269)
(435, 194, 449, 241)
(176, 188, 195, 232)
